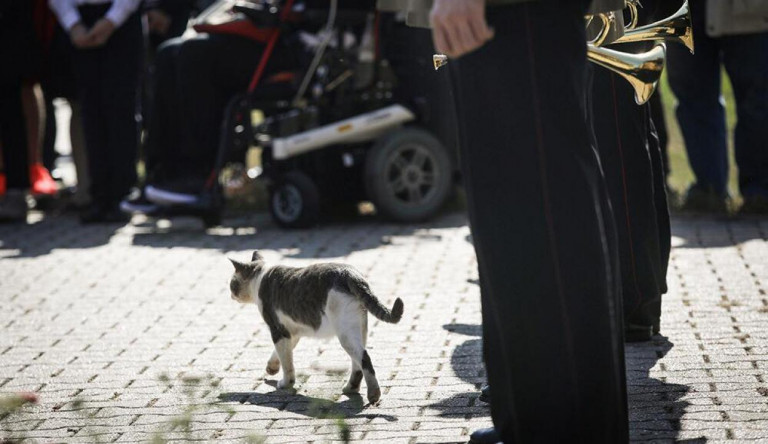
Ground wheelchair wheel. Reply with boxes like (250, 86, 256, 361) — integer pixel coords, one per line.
(269, 171, 321, 228)
(365, 127, 452, 222)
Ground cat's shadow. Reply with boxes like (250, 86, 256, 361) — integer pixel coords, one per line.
(218, 387, 397, 422)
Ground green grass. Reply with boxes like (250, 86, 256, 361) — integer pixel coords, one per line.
(658, 69, 740, 200)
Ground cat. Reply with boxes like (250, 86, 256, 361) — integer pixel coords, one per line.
(228, 250, 404, 403)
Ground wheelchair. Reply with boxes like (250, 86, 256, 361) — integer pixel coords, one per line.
(148, 0, 459, 228)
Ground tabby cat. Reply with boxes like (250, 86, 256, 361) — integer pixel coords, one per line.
(229, 251, 404, 403)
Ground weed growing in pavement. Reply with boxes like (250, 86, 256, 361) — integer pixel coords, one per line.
(0, 392, 39, 443)
(150, 372, 251, 443)
(307, 398, 351, 443)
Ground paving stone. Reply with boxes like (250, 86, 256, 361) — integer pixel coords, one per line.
(1, 214, 767, 442)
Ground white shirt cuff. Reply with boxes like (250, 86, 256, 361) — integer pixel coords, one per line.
(60, 9, 82, 30)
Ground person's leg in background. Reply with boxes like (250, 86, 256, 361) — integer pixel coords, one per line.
(41, 85, 58, 175)
(591, 67, 667, 341)
(142, 37, 184, 188)
(0, 81, 31, 222)
(142, 1, 193, 157)
(22, 82, 59, 198)
(452, 1, 627, 441)
(175, 34, 268, 182)
(100, 11, 142, 213)
(74, 4, 141, 223)
(42, 23, 92, 209)
(68, 100, 90, 208)
(721, 31, 768, 214)
(72, 6, 109, 221)
(666, 0, 730, 212)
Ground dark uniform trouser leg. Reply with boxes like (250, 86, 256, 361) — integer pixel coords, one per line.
(74, 5, 141, 208)
(450, 2, 628, 442)
(592, 68, 670, 328)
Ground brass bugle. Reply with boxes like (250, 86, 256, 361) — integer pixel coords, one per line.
(586, 0, 639, 47)
(433, 44, 665, 105)
(612, 0, 694, 53)
(588, 11, 620, 47)
(587, 42, 666, 105)
(624, 0, 640, 30)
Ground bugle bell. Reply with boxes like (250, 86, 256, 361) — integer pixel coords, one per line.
(587, 43, 666, 105)
(612, 0, 694, 53)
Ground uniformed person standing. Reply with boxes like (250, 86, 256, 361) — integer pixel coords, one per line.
(379, 0, 630, 442)
(590, 2, 672, 342)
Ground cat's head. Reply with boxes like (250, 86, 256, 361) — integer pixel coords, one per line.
(228, 250, 266, 304)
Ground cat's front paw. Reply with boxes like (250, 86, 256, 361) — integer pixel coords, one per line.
(265, 361, 280, 376)
(277, 377, 295, 390)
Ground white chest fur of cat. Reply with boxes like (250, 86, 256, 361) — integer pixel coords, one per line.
(229, 250, 404, 404)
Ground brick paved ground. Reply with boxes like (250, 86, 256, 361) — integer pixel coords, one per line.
(1, 211, 767, 443)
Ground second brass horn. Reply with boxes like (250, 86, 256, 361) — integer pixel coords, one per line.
(613, 0, 694, 53)
(587, 43, 666, 105)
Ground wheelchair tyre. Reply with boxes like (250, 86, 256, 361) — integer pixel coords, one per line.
(269, 171, 321, 228)
(365, 128, 452, 222)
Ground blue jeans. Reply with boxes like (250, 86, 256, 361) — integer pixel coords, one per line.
(667, 0, 768, 198)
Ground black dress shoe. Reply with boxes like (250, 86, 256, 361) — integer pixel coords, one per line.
(625, 323, 654, 342)
(479, 384, 490, 404)
(469, 427, 502, 444)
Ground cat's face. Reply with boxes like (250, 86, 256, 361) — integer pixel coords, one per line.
(228, 251, 265, 304)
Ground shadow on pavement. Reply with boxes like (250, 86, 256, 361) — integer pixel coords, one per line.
(626, 336, 701, 442)
(432, 325, 702, 442)
(129, 212, 466, 258)
(0, 217, 119, 259)
(0, 210, 466, 259)
(426, 324, 487, 418)
(218, 390, 397, 422)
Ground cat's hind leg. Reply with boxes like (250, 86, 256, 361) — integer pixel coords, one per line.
(273, 337, 296, 389)
(342, 314, 370, 395)
(338, 329, 380, 404)
(266, 350, 280, 375)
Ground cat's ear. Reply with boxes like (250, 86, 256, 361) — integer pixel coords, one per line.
(229, 258, 251, 275)
(251, 250, 264, 262)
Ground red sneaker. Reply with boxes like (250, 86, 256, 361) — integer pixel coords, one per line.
(30, 163, 58, 196)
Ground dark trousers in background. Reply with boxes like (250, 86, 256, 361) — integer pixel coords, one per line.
(0, 0, 36, 190)
(667, 0, 768, 198)
(145, 34, 274, 181)
(450, 2, 628, 441)
(73, 5, 142, 209)
(0, 82, 31, 189)
(591, 67, 671, 330)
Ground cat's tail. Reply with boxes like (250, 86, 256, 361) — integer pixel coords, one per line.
(349, 279, 404, 324)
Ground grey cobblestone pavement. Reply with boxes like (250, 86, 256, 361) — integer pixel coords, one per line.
(1, 211, 767, 443)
